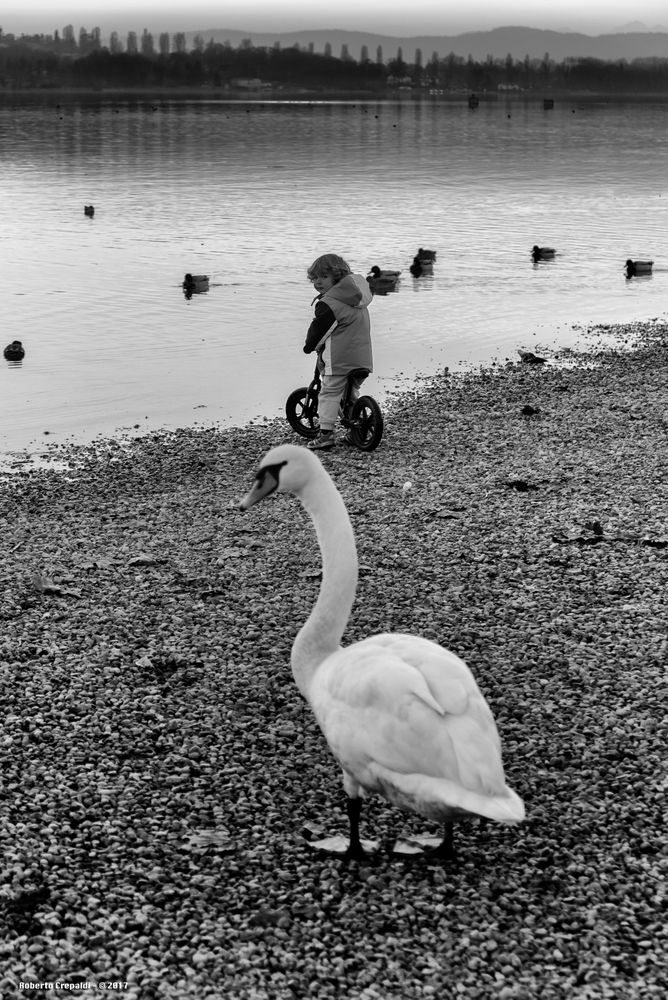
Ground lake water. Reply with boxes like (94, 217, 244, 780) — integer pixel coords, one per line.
(1, 95, 667, 462)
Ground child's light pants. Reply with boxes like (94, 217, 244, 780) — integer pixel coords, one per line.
(318, 373, 364, 431)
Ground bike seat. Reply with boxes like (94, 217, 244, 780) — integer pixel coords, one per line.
(347, 368, 370, 382)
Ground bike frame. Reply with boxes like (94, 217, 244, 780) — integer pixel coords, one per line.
(305, 363, 369, 425)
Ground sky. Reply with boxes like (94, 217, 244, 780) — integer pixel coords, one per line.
(2, 0, 667, 38)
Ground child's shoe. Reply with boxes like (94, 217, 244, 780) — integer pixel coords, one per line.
(307, 430, 335, 450)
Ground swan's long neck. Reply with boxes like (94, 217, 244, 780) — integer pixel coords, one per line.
(291, 467, 358, 698)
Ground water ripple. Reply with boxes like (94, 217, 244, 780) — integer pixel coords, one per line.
(2, 97, 666, 452)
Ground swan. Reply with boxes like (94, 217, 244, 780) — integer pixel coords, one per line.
(239, 445, 525, 860)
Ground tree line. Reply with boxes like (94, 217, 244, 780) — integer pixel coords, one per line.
(1, 28, 667, 93)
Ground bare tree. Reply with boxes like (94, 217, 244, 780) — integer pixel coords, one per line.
(141, 29, 154, 57)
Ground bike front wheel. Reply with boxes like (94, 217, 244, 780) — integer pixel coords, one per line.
(349, 395, 384, 451)
(285, 387, 319, 439)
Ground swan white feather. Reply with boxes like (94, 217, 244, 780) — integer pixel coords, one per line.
(240, 444, 525, 857)
(309, 634, 521, 823)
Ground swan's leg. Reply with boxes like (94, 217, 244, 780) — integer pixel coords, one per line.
(440, 821, 455, 858)
(343, 796, 367, 861)
(425, 821, 455, 861)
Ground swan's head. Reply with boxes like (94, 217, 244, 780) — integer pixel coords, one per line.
(239, 444, 320, 510)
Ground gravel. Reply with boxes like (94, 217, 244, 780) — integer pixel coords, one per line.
(1, 321, 666, 999)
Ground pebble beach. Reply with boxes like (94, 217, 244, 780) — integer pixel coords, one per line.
(1, 320, 666, 999)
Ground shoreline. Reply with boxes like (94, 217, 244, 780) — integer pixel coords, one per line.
(1, 321, 666, 996)
(4, 86, 668, 102)
(0, 317, 658, 476)
(4, 317, 663, 481)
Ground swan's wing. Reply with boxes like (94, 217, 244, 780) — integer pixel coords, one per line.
(309, 634, 511, 804)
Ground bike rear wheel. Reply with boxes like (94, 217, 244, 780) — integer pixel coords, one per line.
(286, 387, 319, 439)
(349, 395, 383, 451)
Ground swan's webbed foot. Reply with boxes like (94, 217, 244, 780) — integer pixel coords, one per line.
(342, 840, 369, 863)
(306, 834, 377, 857)
(305, 797, 374, 859)
(304, 798, 378, 860)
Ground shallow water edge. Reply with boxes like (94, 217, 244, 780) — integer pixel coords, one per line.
(1, 317, 663, 478)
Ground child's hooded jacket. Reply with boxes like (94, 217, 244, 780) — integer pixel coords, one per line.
(303, 273, 373, 376)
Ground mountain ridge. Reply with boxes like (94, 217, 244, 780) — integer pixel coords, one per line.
(186, 24, 668, 63)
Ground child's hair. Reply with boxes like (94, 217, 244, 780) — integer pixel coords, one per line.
(307, 253, 351, 283)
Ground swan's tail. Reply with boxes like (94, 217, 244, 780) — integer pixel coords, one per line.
(371, 766, 526, 825)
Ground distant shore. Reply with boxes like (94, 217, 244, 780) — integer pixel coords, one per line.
(3, 85, 668, 101)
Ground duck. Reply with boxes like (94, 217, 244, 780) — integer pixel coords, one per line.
(239, 445, 525, 860)
(625, 259, 653, 278)
(3, 340, 25, 361)
(531, 245, 555, 262)
(182, 273, 210, 293)
(518, 349, 547, 364)
(366, 266, 401, 294)
(84, 205, 95, 217)
(411, 249, 437, 277)
(367, 266, 401, 282)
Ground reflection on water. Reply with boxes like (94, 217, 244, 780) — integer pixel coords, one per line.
(1, 96, 667, 455)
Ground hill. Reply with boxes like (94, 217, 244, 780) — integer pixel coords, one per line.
(187, 24, 668, 63)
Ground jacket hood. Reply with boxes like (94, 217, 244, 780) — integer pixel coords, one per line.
(324, 273, 373, 309)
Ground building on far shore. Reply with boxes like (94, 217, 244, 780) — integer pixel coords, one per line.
(230, 77, 272, 90)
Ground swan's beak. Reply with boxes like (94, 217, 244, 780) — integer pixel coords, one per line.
(239, 467, 280, 511)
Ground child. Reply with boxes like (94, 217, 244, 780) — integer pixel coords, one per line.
(303, 253, 373, 450)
